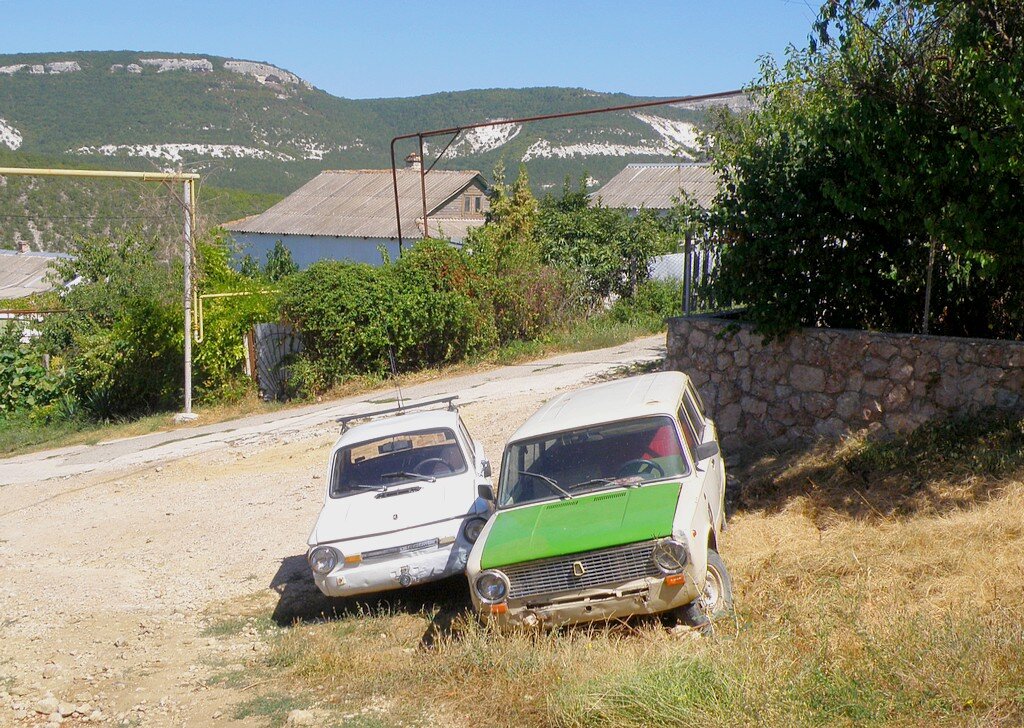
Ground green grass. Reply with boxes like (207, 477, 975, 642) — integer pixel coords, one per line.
(233, 694, 306, 726)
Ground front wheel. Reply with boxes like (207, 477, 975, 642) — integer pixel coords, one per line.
(676, 548, 733, 630)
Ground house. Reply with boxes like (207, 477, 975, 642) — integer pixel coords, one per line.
(225, 154, 489, 269)
(0, 244, 69, 301)
(590, 162, 718, 212)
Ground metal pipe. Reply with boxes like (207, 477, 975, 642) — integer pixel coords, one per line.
(389, 138, 404, 255)
(388, 89, 743, 241)
(182, 180, 195, 418)
(0, 167, 199, 181)
(418, 134, 429, 239)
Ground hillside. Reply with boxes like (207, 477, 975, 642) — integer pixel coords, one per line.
(0, 51, 733, 250)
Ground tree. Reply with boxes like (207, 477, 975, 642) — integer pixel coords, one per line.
(707, 0, 1024, 339)
(264, 240, 298, 282)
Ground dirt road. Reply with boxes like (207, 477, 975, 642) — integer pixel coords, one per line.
(0, 336, 663, 727)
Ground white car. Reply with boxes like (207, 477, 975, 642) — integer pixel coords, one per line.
(466, 372, 731, 627)
(306, 399, 492, 597)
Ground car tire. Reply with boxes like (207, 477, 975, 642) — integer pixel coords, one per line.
(676, 548, 733, 630)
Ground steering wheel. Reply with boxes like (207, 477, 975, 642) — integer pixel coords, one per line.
(413, 458, 454, 476)
(616, 459, 665, 479)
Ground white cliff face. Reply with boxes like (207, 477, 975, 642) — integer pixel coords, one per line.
(72, 143, 295, 162)
(223, 60, 311, 88)
(139, 58, 213, 73)
(445, 122, 522, 158)
(0, 118, 23, 150)
(633, 113, 700, 150)
(0, 61, 81, 75)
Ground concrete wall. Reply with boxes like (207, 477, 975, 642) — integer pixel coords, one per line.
(666, 316, 1024, 450)
(231, 233, 402, 269)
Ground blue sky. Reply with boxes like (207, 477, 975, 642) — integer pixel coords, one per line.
(0, 1, 819, 99)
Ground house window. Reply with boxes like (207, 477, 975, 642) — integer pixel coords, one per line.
(464, 196, 472, 213)
(474, 196, 482, 212)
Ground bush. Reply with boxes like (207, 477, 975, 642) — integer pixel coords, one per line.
(0, 327, 66, 418)
(280, 241, 497, 395)
(610, 279, 685, 326)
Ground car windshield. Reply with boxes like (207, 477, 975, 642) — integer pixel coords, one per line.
(498, 415, 689, 508)
(330, 427, 467, 498)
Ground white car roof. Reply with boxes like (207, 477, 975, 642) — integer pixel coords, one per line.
(509, 371, 690, 443)
(332, 408, 464, 451)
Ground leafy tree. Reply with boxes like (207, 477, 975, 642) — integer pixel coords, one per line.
(264, 240, 298, 282)
(706, 0, 1024, 339)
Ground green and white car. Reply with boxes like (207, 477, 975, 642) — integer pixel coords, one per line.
(466, 371, 731, 627)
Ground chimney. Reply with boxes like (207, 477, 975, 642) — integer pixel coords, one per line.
(404, 152, 422, 171)
(17, 241, 30, 254)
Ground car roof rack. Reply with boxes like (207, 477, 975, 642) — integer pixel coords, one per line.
(336, 395, 459, 432)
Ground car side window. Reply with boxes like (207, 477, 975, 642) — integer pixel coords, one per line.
(677, 406, 699, 462)
(681, 392, 705, 440)
(686, 383, 706, 418)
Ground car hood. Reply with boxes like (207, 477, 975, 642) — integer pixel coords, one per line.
(479, 481, 681, 569)
(313, 481, 471, 544)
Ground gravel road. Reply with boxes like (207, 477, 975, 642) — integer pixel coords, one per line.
(0, 335, 664, 727)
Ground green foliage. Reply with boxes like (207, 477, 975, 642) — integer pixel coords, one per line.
(281, 240, 497, 394)
(609, 278, 685, 327)
(466, 164, 569, 343)
(0, 327, 66, 418)
(263, 241, 298, 282)
(539, 177, 675, 307)
(707, 0, 1024, 340)
(40, 231, 183, 418)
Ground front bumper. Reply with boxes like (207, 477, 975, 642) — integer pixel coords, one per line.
(477, 573, 700, 627)
(313, 538, 472, 598)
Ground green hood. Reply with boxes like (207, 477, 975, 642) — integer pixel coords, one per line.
(479, 481, 681, 569)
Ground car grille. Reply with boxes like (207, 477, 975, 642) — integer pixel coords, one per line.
(503, 540, 660, 601)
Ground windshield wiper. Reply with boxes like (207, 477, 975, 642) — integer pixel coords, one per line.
(351, 483, 388, 492)
(381, 471, 436, 484)
(569, 477, 615, 491)
(518, 470, 574, 499)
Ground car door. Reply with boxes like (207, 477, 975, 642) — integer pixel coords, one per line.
(682, 384, 724, 532)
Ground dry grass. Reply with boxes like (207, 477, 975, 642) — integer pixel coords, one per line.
(218, 411, 1024, 727)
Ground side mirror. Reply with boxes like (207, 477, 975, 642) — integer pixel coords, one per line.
(478, 483, 495, 502)
(694, 441, 720, 462)
(480, 459, 492, 478)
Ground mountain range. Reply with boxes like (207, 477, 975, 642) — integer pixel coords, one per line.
(0, 50, 743, 251)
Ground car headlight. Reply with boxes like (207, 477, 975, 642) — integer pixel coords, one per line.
(474, 570, 509, 604)
(651, 539, 689, 574)
(308, 546, 340, 575)
(463, 517, 487, 543)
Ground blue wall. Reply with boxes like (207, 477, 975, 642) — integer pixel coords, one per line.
(231, 233, 403, 269)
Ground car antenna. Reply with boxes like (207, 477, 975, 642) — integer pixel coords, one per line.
(388, 346, 405, 411)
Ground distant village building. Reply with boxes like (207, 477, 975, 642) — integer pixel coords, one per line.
(225, 154, 490, 269)
(0, 244, 70, 301)
(592, 162, 721, 309)
(590, 162, 718, 212)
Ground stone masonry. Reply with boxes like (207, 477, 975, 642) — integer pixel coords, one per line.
(666, 316, 1024, 450)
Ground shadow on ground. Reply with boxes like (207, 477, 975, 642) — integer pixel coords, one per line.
(728, 409, 1024, 526)
(270, 554, 472, 644)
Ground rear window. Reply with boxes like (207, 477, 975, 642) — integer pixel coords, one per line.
(330, 427, 467, 497)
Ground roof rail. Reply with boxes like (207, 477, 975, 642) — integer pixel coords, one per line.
(336, 395, 459, 432)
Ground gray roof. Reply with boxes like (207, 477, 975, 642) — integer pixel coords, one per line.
(0, 249, 68, 300)
(225, 168, 487, 240)
(592, 163, 719, 210)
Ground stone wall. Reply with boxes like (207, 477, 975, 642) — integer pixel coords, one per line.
(666, 316, 1024, 450)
